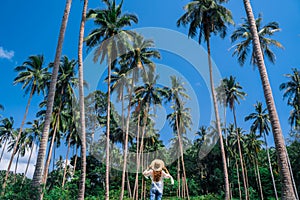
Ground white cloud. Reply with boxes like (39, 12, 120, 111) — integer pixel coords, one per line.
(0, 145, 38, 179)
(0, 46, 14, 60)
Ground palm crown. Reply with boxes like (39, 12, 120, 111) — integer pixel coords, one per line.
(85, 0, 138, 64)
(245, 102, 270, 137)
(177, 0, 233, 43)
(231, 14, 283, 66)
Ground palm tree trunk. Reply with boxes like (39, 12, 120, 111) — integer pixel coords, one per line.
(133, 113, 141, 199)
(233, 107, 248, 200)
(175, 113, 190, 200)
(14, 151, 20, 175)
(126, 171, 132, 198)
(42, 121, 59, 184)
(177, 158, 181, 198)
(263, 133, 278, 200)
(206, 36, 230, 200)
(134, 103, 149, 200)
(77, 1, 88, 199)
(73, 145, 78, 175)
(235, 159, 242, 200)
(255, 158, 264, 200)
(182, 175, 186, 198)
(120, 77, 134, 200)
(286, 148, 299, 200)
(139, 107, 148, 200)
(32, 1, 72, 198)
(2, 85, 35, 195)
(53, 141, 56, 171)
(62, 136, 71, 187)
(253, 160, 259, 193)
(243, 158, 250, 199)
(224, 107, 230, 167)
(141, 155, 144, 199)
(23, 144, 34, 181)
(105, 57, 112, 200)
(242, 0, 296, 199)
(0, 139, 8, 163)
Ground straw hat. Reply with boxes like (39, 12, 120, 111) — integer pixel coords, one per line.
(150, 159, 165, 171)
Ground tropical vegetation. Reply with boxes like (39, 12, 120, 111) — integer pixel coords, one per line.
(0, 0, 299, 199)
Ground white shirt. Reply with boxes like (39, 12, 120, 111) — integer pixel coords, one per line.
(142, 169, 174, 193)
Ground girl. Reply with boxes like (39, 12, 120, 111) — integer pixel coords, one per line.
(143, 159, 174, 200)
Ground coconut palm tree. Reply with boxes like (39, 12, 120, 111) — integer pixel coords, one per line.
(177, 1, 233, 198)
(166, 76, 191, 199)
(1, 55, 49, 195)
(109, 62, 132, 199)
(62, 113, 78, 188)
(245, 102, 279, 199)
(240, 2, 295, 198)
(70, 120, 82, 176)
(41, 56, 78, 186)
(222, 76, 248, 199)
(32, 0, 73, 198)
(7, 130, 27, 177)
(77, 0, 88, 198)
(0, 117, 16, 163)
(280, 68, 300, 130)
(216, 81, 228, 145)
(85, 1, 138, 198)
(227, 124, 243, 200)
(117, 33, 160, 199)
(23, 120, 42, 180)
(84, 90, 107, 149)
(244, 132, 264, 200)
(132, 71, 169, 199)
(231, 14, 283, 66)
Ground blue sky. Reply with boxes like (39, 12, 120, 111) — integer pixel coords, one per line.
(0, 0, 300, 176)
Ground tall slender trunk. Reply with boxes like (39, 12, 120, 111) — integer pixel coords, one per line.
(73, 145, 78, 175)
(23, 144, 34, 182)
(14, 151, 20, 175)
(126, 171, 132, 198)
(175, 113, 190, 200)
(77, 0, 88, 199)
(286, 147, 299, 200)
(255, 158, 264, 200)
(253, 160, 259, 194)
(242, 0, 296, 199)
(105, 57, 112, 200)
(235, 159, 242, 200)
(263, 133, 278, 200)
(53, 141, 56, 171)
(133, 112, 141, 199)
(42, 118, 59, 184)
(32, 1, 72, 198)
(177, 158, 181, 198)
(0, 139, 8, 162)
(243, 158, 250, 199)
(62, 136, 71, 187)
(120, 76, 134, 200)
(233, 107, 248, 200)
(224, 107, 229, 167)
(135, 103, 149, 200)
(182, 175, 186, 198)
(2, 86, 34, 195)
(206, 36, 230, 199)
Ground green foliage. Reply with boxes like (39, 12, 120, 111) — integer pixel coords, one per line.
(0, 172, 35, 199)
(44, 186, 73, 200)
